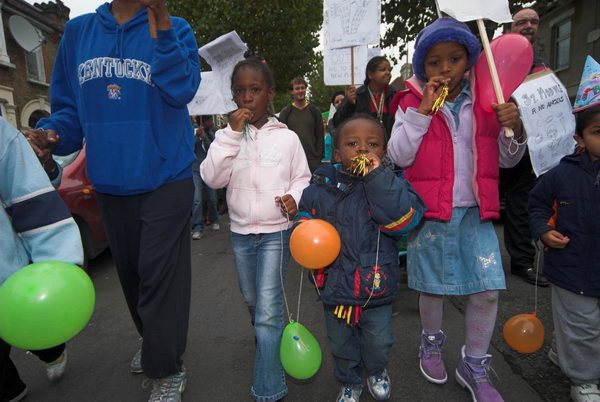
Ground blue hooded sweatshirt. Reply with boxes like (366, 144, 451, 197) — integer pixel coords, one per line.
(38, 3, 200, 195)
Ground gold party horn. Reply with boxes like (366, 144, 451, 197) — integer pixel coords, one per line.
(431, 82, 449, 114)
(350, 155, 371, 176)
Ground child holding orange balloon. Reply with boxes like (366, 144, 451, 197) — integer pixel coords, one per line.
(296, 114, 425, 402)
(387, 17, 527, 402)
(528, 57, 600, 402)
(200, 57, 311, 402)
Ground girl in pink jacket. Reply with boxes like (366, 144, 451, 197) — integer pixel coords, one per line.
(200, 58, 311, 402)
(387, 18, 526, 402)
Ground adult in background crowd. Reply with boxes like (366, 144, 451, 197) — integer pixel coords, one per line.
(279, 77, 324, 172)
(500, 7, 549, 286)
(192, 115, 219, 240)
(24, 0, 200, 400)
(333, 56, 398, 142)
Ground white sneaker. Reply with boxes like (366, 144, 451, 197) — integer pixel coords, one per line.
(191, 231, 203, 240)
(571, 384, 600, 402)
(46, 350, 67, 381)
(336, 385, 362, 402)
(211, 223, 220, 231)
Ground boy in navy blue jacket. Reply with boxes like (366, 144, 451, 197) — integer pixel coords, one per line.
(297, 115, 425, 402)
(529, 101, 600, 401)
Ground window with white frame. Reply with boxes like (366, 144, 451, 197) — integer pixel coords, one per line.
(553, 18, 571, 70)
(25, 47, 45, 82)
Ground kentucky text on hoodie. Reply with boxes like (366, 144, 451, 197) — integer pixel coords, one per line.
(37, 4, 200, 196)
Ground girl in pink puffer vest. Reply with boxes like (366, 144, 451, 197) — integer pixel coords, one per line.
(388, 18, 527, 402)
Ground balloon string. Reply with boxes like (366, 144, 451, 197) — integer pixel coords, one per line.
(362, 230, 381, 308)
(533, 240, 543, 314)
(280, 203, 292, 323)
(297, 268, 303, 324)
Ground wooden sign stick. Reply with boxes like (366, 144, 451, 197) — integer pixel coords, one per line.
(476, 18, 514, 138)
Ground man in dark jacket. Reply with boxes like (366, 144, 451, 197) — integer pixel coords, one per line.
(279, 77, 324, 172)
(500, 7, 550, 286)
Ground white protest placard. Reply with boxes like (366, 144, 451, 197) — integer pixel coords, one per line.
(188, 31, 247, 115)
(512, 70, 577, 177)
(367, 47, 382, 60)
(324, 0, 380, 49)
(435, 0, 512, 23)
(324, 45, 368, 86)
(188, 72, 220, 115)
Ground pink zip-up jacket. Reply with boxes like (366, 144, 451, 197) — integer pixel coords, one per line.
(388, 74, 526, 221)
(200, 117, 311, 234)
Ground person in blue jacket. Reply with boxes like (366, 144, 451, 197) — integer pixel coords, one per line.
(24, 1, 200, 400)
(0, 117, 83, 401)
(296, 115, 425, 402)
(528, 103, 600, 402)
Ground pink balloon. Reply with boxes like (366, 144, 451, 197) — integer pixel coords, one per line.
(474, 33, 534, 112)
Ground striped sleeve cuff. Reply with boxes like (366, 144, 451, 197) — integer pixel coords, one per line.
(378, 208, 422, 234)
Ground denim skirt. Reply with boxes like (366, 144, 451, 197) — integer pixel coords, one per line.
(407, 207, 506, 295)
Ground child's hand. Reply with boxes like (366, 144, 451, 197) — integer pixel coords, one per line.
(275, 194, 297, 219)
(346, 86, 357, 105)
(229, 108, 253, 133)
(491, 103, 523, 131)
(365, 153, 382, 174)
(541, 230, 570, 249)
(417, 76, 450, 115)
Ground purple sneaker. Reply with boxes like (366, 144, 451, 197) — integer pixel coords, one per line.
(419, 330, 448, 384)
(455, 346, 504, 402)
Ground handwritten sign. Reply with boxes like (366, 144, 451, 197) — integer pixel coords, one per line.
(188, 31, 247, 115)
(324, 0, 380, 49)
(435, 0, 512, 23)
(324, 45, 368, 86)
(513, 70, 577, 176)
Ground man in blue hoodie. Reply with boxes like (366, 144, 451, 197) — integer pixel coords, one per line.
(24, 1, 200, 400)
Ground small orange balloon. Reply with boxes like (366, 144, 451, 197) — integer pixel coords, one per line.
(290, 219, 341, 269)
(503, 313, 545, 354)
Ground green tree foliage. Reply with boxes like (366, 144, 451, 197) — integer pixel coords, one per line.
(167, 0, 323, 104)
(381, 0, 557, 59)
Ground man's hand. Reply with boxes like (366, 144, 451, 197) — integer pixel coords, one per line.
(541, 230, 570, 249)
(275, 194, 297, 219)
(345, 86, 357, 105)
(138, 0, 171, 29)
(24, 129, 59, 163)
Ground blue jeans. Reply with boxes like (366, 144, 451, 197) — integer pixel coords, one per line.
(192, 168, 218, 232)
(323, 303, 394, 387)
(230, 230, 290, 401)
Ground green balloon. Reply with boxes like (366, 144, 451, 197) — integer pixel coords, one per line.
(280, 321, 322, 380)
(0, 261, 95, 350)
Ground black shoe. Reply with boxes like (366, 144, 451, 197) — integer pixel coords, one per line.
(512, 268, 549, 287)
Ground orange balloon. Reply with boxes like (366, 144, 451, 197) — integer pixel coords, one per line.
(503, 313, 545, 354)
(290, 219, 341, 269)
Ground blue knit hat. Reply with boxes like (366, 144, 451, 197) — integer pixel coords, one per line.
(412, 17, 481, 82)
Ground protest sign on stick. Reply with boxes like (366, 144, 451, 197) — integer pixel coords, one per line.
(436, 0, 515, 137)
(324, 0, 380, 50)
(188, 31, 247, 115)
(323, 46, 367, 86)
(512, 70, 577, 176)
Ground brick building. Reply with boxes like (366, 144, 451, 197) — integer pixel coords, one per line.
(536, 0, 600, 98)
(0, 0, 68, 129)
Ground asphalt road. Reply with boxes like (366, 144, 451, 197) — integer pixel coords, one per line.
(11, 219, 568, 401)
